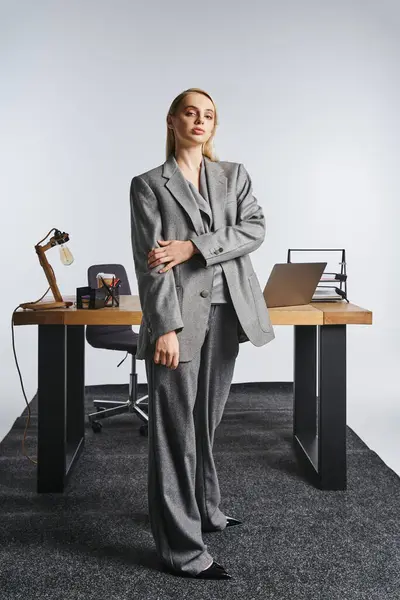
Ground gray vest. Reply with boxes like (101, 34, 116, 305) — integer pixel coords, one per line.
(184, 159, 231, 304)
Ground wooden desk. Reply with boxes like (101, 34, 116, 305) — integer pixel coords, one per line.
(13, 296, 372, 493)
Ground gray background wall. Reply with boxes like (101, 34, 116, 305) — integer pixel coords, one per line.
(1, 0, 399, 474)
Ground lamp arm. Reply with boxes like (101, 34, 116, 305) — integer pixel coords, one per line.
(33, 228, 71, 302)
(36, 246, 63, 302)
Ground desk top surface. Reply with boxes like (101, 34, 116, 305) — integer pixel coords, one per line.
(13, 295, 373, 326)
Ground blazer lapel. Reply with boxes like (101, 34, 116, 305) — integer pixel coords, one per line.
(162, 153, 227, 235)
(203, 155, 227, 232)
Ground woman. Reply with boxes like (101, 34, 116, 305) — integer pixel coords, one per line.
(130, 88, 275, 580)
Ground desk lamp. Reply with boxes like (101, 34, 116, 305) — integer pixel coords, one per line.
(19, 228, 75, 310)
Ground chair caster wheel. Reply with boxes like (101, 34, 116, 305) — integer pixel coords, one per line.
(139, 424, 148, 437)
(92, 421, 102, 433)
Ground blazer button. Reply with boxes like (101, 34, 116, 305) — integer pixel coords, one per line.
(200, 290, 209, 298)
(218, 247, 223, 252)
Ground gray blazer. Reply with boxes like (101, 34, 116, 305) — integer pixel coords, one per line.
(130, 153, 275, 361)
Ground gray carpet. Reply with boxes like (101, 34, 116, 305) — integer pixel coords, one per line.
(0, 382, 399, 600)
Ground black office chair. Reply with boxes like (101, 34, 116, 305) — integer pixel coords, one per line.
(86, 263, 148, 437)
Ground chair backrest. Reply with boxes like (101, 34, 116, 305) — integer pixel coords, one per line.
(86, 263, 133, 345)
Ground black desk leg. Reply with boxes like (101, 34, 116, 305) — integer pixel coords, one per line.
(293, 325, 347, 490)
(37, 325, 85, 493)
(66, 325, 85, 481)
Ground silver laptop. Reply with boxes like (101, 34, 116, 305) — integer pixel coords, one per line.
(262, 262, 327, 308)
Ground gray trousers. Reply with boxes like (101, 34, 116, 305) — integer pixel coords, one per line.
(144, 302, 239, 576)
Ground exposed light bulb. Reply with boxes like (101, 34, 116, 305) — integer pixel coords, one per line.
(59, 244, 74, 265)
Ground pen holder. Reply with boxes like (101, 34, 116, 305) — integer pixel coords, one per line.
(96, 275, 120, 307)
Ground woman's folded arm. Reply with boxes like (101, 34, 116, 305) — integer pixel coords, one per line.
(187, 163, 266, 267)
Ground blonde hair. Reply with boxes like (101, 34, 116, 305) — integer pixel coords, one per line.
(166, 88, 219, 161)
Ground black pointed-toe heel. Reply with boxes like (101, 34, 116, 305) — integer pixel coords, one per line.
(226, 516, 242, 527)
(194, 560, 232, 580)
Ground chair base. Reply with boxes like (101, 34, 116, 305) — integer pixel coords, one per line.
(87, 354, 149, 436)
(88, 396, 149, 436)
(88, 395, 148, 421)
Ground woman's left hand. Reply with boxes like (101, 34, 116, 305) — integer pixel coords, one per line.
(147, 239, 195, 273)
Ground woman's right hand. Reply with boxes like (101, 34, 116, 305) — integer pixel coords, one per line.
(154, 331, 180, 369)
